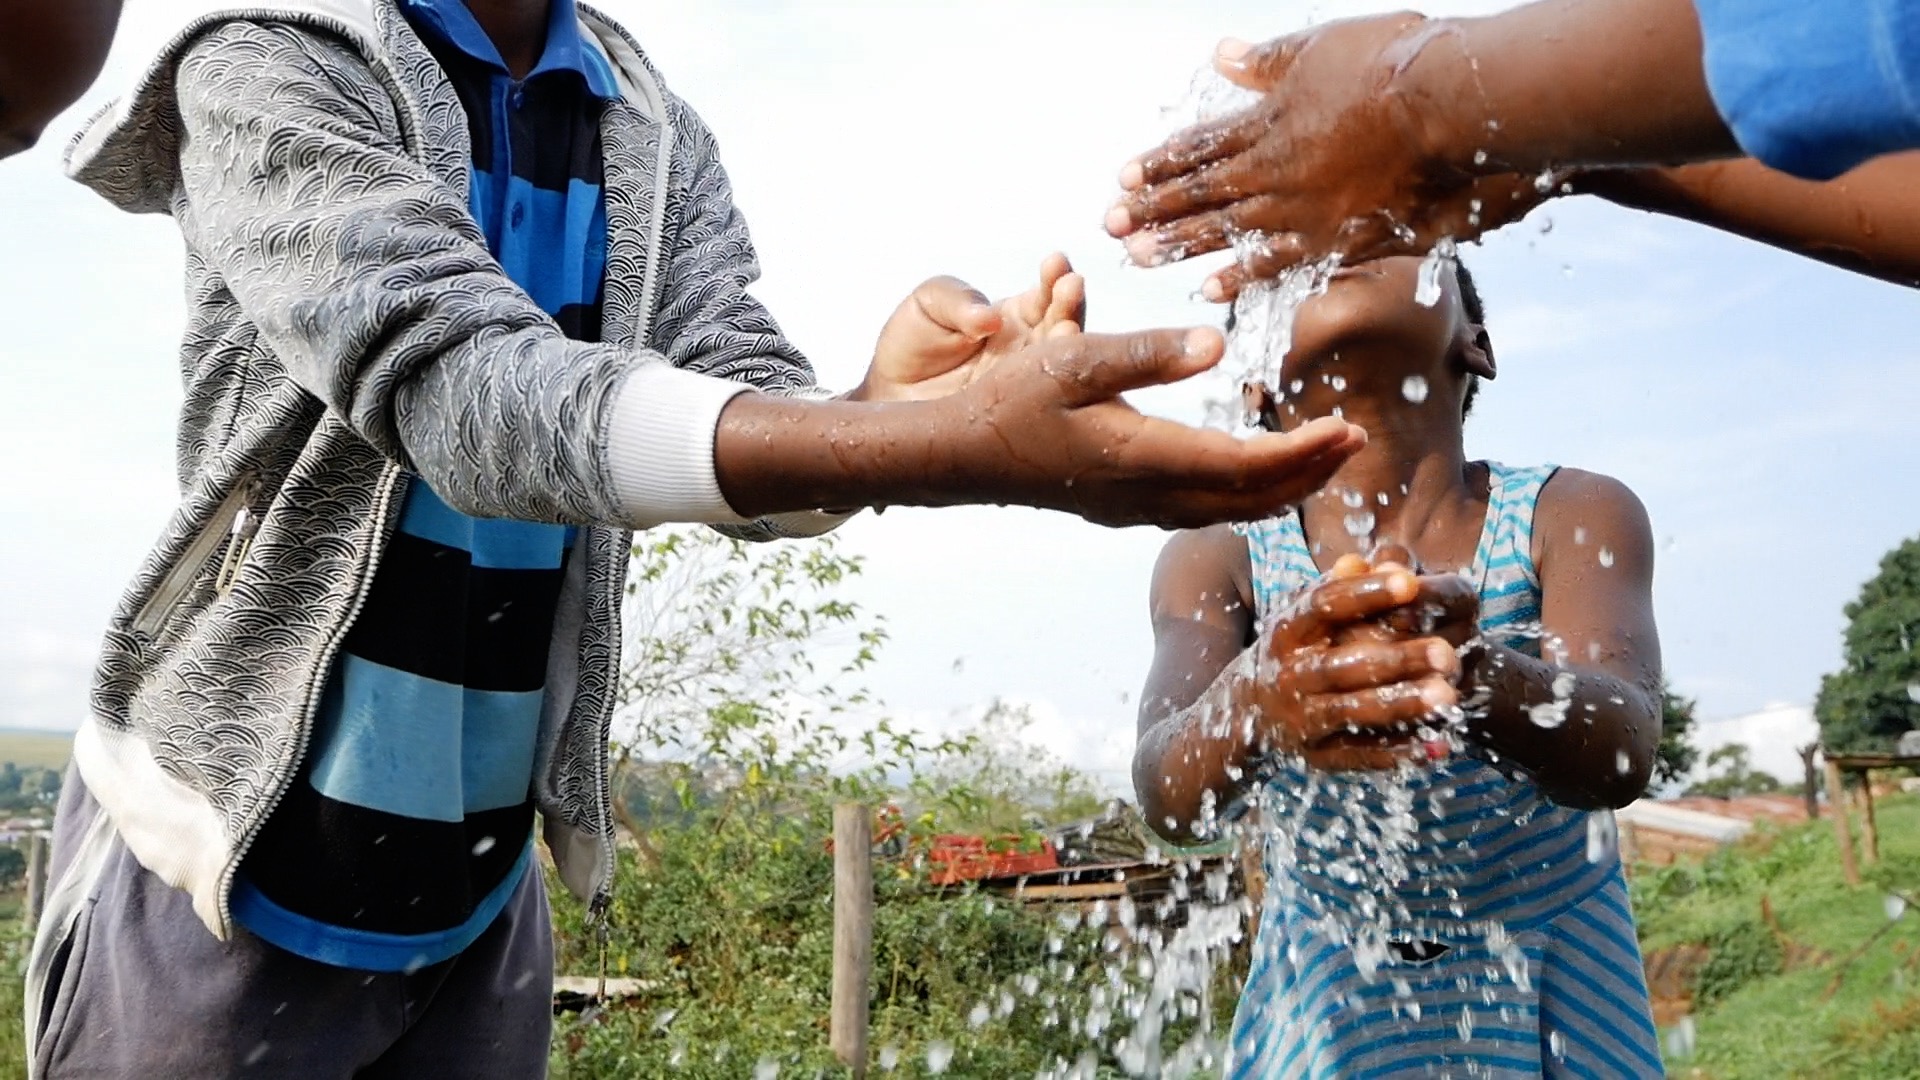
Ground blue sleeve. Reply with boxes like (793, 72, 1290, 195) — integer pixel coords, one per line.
(1695, 0, 1920, 180)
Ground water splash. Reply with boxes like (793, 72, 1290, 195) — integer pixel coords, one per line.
(1401, 375, 1429, 403)
(926, 1040, 955, 1073)
(1586, 813, 1618, 864)
(1414, 239, 1458, 307)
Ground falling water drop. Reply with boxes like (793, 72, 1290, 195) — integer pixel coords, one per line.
(1586, 814, 1618, 864)
(1667, 1016, 1697, 1059)
(1907, 681, 1920, 704)
(1616, 751, 1632, 775)
(969, 1003, 990, 1028)
(1598, 547, 1616, 568)
(1415, 239, 1457, 306)
(926, 1041, 955, 1073)
(754, 1057, 779, 1080)
(878, 1045, 901, 1071)
(1549, 1029, 1566, 1060)
(1887, 893, 1909, 921)
(1402, 375, 1429, 403)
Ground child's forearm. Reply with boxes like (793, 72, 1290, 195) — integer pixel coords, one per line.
(1459, 644, 1658, 810)
(1133, 649, 1265, 845)
(1575, 155, 1920, 287)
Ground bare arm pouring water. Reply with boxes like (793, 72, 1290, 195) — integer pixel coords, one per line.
(1107, 0, 1920, 295)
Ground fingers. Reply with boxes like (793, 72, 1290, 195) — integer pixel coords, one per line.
(1370, 544, 1417, 572)
(912, 276, 1000, 340)
(1369, 572, 1480, 642)
(1214, 35, 1302, 90)
(1301, 737, 1419, 773)
(1300, 676, 1456, 742)
(1045, 328, 1224, 406)
(1270, 567, 1422, 652)
(1045, 272, 1086, 332)
(1202, 233, 1309, 302)
(1117, 157, 1263, 234)
(1287, 637, 1457, 695)
(1117, 113, 1262, 198)
(1123, 196, 1285, 268)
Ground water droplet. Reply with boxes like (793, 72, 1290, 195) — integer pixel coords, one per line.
(1598, 547, 1615, 568)
(878, 1045, 901, 1071)
(1586, 813, 1618, 864)
(472, 835, 496, 856)
(1330, 374, 1348, 391)
(1344, 511, 1377, 538)
(926, 1040, 955, 1073)
(1401, 375, 1429, 403)
(1888, 894, 1908, 921)
(1537, 216, 1554, 235)
(754, 1057, 779, 1080)
(1616, 751, 1632, 776)
(969, 1003, 990, 1028)
(244, 1043, 271, 1067)
(1342, 488, 1366, 508)
(1533, 169, 1556, 194)
(1667, 1016, 1697, 1059)
(1473, 150, 1489, 166)
(1458, 1006, 1475, 1042)
(1907, 681, 1920, 704)
(1415, 238, 1457, 306)
(1549, 1029, 1566, 1060)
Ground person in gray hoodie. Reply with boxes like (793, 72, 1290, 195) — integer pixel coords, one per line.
(25, 1, 1368, 1076)
(0, 0, 122, 160)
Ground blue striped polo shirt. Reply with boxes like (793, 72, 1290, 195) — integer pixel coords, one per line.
(233, 0, 619, 972)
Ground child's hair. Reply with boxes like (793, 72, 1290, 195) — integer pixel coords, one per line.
(1456, 261, 1487, 418)
(1226, 257, 1492, 421)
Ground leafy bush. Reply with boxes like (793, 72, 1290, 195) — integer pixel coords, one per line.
(548, 531, 1248, 1078)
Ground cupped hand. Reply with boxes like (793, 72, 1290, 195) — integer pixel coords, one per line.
(940, 326, 1366, 528)
(1105, 16, 1561, 301)
(1249, 553, 1462, 771)
(858, 254, 1086, 403)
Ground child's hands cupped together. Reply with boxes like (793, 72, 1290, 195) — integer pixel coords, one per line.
(854, 253, 1086, 403)
(1254, 552, 1464, 772)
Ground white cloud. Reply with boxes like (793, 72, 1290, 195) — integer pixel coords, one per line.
(1692, 703, 1821, 786)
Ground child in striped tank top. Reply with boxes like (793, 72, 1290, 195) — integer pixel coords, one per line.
(1133, 255, 1664, 1078)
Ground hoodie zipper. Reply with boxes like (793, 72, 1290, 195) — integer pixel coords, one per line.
(215, 465, 409, 938)
(130, 477, 259, 638)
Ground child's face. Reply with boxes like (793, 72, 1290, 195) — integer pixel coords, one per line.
(1286, 256, 1467, 380)
(1246, 255, 1486, 430)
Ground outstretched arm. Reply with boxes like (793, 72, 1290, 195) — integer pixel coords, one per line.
(1458, 470, 1662, 810)
(1577, 152, 1920, 288)
(1111, 0, 1920, 288)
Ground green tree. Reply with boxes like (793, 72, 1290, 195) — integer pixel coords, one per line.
(1656, 681, 1701, 790)
(1685, 743, 1783, 799)
(1815, 535, 1920, 753)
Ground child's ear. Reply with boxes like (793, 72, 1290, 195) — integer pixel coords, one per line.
(1240, 381, 1280, 431)
(1459, 325, 1497, 381)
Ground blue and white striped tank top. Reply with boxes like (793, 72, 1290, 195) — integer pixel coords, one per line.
(1228, 463, 1661, 1079)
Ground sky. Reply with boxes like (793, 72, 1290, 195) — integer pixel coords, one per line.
(1, 0, 1914, 793)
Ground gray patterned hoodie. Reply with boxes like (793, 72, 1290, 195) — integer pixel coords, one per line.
(57, 0, 846, 942)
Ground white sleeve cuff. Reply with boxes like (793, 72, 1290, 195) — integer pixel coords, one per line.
(603, 362, 756, 527)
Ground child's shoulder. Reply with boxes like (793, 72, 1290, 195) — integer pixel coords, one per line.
(1530, 466, 1655, 580)
(1151, 525, 1255, 613)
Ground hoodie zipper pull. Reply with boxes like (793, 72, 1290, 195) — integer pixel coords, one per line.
(213, 496, 261, 596)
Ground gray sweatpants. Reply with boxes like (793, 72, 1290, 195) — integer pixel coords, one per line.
(25, 768, 555, 1079)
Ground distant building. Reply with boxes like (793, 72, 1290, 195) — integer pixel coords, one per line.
(1616, 794, 1809, 866)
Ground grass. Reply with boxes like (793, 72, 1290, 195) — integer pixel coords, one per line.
(0, 731, 70, 773)
(1636, 791, 1920, 1078)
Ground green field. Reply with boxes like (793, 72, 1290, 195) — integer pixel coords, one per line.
(1638, 791, 1920, 1077)
(0, 730, 71, 772)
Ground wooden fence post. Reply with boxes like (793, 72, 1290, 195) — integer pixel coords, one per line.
(24, 832, 47, 925)
(1861, 771, 1881, 865)
(1826, 758, 1860, 887)
(830, 804, 873, 1078)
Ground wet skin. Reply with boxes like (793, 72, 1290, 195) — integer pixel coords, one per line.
(1132, 257, 1662, 844)
(0, 0, 122, 161)
(1105, 0, 1920, 298)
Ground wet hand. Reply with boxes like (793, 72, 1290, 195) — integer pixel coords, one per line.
(1105, 17, 1560, 300)
(857, 254, 1086, 403)
(1250, 553, 1462, 772)
(939, 326, 1366, 528)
